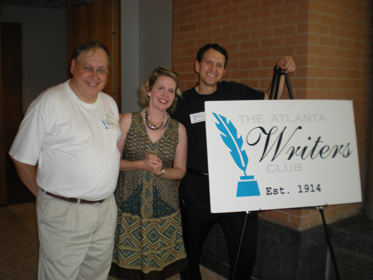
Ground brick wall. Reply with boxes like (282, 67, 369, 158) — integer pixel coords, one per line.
(172, 0, 372, 230)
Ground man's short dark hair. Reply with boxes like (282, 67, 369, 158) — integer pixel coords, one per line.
(196, 43, 228, 67)
(71, 40, 111, 65)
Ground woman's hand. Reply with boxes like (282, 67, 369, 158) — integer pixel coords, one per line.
(144, 154, 163, 175)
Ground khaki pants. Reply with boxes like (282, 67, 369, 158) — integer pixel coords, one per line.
(37, 189, 117, 280)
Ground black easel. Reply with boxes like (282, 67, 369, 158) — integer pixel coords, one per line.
(232, 67, 341, 280)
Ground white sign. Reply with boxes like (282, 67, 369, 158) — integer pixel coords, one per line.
(205, 100, 362, 213)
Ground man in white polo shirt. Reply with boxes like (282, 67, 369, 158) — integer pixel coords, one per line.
(9, 40, 121, 280)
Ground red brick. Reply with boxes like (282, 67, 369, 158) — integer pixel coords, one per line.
(231, 31, 251, 42)
(285, 11, 309, 24)
(197, 19, 213, 29)
(241, 1, 261, 12)
(205, 9, 223, 19)
(272, 46, 297, 57)
(319, 14, 339, 26)
(206, 26, 223, 36)
(309, 1, 330, 13)
(230, 70, 249, 80)
(251, 28, 272, 39)
(240, 59, 260, 69)
(263, 0, 284, 8)
(251, 8, 272, 20)
(213, 16, 231, 26)
(222, 5, 240, 16)
(197, 2, 214, 13)
(262, 16, 285, 28)
(186, 29, 206, 40)
(283, 34, 307, 46)
(261, 37, 283, 48)
(231, 11, 251, 24)
(251, 48, 272, 58)
(212, 34, 231, 44)
(274, 25, 297, 37)
(222, 23, 240, 34)
(241, 19, 261, 31)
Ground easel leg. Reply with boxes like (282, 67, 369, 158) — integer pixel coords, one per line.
(231, 211, 250, 280)
(318, 206, 341, 280)
(269, 65, 295, 100)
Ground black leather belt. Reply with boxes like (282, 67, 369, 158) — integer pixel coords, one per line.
(41, 189, 105, 204)
(187, 168, 208, 176)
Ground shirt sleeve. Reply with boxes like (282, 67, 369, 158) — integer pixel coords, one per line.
(237, 82, 264, 100)
(9, 104, 46, 165)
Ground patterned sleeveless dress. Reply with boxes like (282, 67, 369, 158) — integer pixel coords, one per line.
(113, 111, 187, 279)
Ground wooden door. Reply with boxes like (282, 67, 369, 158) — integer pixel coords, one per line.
(1, 22, 35, 205)
(67, 0, 121, 108)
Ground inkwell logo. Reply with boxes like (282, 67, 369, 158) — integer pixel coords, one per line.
(213, 113, 261, 197)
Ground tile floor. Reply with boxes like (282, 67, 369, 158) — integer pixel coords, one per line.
(0, 202, 227, 280)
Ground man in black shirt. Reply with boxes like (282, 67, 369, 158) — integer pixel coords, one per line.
(172, 43, 296, 280)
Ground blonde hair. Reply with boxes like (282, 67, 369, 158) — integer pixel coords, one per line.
(138, 67, 182, 113)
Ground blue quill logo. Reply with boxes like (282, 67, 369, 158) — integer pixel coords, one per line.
(213, 113, 249, 175)
(213, 113, 261, 197)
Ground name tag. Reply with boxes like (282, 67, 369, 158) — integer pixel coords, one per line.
(190, 112, 205, 124)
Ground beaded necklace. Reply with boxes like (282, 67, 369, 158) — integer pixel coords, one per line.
(143, 108, 170, 130)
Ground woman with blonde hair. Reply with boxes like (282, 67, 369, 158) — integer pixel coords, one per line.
(113, 67, 188, 279)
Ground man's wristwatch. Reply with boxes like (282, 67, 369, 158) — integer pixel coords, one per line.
(161, 168, 165, 175)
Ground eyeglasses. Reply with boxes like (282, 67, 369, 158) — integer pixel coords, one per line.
(154, 66, 179, 78)
(76, 61, 109, 75)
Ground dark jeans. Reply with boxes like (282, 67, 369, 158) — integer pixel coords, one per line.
(179, 171, 258, 280)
